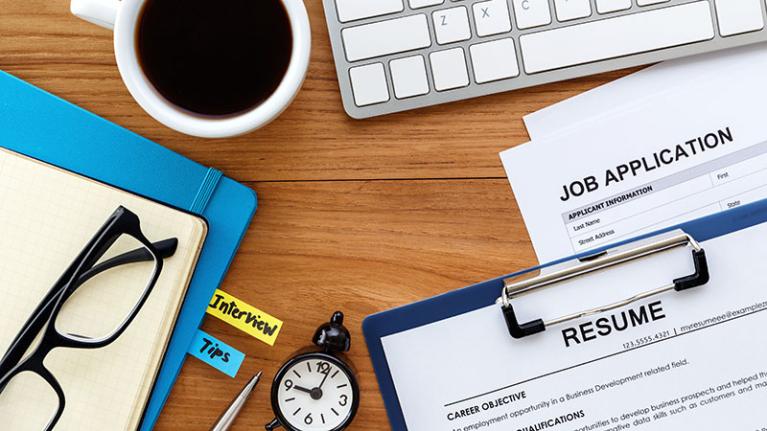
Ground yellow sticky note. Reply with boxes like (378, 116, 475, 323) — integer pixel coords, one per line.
(207, 290, 283, 346)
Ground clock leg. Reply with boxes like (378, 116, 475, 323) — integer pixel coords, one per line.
(265, 418, 282, 431)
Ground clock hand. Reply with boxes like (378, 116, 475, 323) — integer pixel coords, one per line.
(295, 384, 324, 400)
(319, 371, 330, 389)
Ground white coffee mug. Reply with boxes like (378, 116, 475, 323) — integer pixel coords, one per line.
(71, 0, 311, 138)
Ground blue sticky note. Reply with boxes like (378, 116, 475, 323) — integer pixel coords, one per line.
(188, 330, 245, 378)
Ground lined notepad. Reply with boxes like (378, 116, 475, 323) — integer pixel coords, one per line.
(0, 148, 207, 430)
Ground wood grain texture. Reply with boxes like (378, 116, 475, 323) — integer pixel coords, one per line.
(156, 179, 538, 430)
(1, 1, 636, 430)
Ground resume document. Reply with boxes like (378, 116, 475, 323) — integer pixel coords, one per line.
(382, 226, 767, 430)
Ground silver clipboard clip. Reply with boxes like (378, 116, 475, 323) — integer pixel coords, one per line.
(498, 230, 710, 339)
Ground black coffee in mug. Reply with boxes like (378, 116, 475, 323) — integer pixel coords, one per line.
(137, 0, 293, 117)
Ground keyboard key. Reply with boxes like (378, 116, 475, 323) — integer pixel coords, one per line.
(433, 7, 472, 44)
(473, 0, 512, 37)
(596, 0, 632, 14)
(430, 48, 470, 90)
(512, 0, 552, 29)
(520, 1, 715, 73)
(335, 0, 404, 23)
(715, 0, 765, 37)
(637, 0, 669, 5)
(410, 0, 445, 8)
(470, 38, 520, 83)
(349, 63, 390, 106)
(390, 56, 430, 98)
(342, 15, 431, 62)
(554, 0, 592, 21)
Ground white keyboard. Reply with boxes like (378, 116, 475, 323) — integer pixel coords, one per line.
(322, 0, 767, 119)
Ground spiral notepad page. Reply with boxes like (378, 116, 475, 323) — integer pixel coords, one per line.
(0, 148, 207, 430)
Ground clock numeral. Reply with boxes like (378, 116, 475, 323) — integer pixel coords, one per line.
(339, 394, 348, 407)
(316, 361, 331, 375)
(304, 413, 313, 425)
(284, 379, 294, 391)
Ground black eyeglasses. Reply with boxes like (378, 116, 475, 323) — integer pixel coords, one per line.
(0, 206, 178, 430)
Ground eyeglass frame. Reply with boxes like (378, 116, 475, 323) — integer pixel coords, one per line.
(0, 206, 174, 431)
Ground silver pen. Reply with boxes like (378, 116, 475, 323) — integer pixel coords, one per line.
(211, 371, 263, 431)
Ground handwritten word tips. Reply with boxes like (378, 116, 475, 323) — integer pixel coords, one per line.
(188, 330, 245, 377)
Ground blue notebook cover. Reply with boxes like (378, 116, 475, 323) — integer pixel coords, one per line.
(0, 70, 257, 430)
(363, 200, 767, 430)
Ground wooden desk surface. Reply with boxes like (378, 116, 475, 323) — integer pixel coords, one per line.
(2, 1, 636, 429)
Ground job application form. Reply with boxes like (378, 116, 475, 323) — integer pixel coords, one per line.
(501, 57, 767, 263)
(381, 225, 767, 431)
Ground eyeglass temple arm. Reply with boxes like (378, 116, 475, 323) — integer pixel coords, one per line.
(78, 238, 178, 285)
(0, 238, 178, 379)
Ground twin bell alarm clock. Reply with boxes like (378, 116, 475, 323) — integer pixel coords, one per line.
(265, 312, 360, 431)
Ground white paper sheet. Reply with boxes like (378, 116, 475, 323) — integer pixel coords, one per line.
(382, 225, 767, 431)
(501, 52, 767, 263)
(524, 44, 767, 142)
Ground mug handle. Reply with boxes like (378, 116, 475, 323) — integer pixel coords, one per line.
(71, 0, 121, 30)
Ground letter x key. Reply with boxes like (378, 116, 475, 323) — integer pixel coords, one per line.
(474, 0, 512, 37)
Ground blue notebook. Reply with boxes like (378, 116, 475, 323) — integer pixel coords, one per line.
(0, 70, 257, 430)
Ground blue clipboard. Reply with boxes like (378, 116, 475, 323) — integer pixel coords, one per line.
(0, 70, 257, 430)
(363, 199, 767, 430)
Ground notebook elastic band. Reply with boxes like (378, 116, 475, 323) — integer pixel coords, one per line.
(190, 168, 223, 213)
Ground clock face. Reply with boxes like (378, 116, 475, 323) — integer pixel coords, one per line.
(274, 353, 358, 431)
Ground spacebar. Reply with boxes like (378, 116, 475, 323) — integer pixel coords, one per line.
(520, 1, 715, 74)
